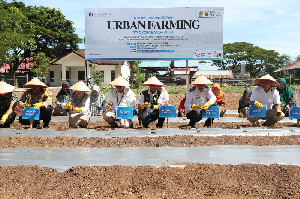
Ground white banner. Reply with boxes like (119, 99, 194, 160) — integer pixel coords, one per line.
(85, 7, 223, 60)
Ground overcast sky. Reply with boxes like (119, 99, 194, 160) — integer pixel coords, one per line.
(9, 0, 300, 67)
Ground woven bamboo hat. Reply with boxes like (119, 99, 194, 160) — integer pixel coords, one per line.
(69, 81, 91, 92)
(142, 76, 163, 86)
(23, 77, 47, 88)
(0, 81, 16, 94)
(191, 75, 213, 85)
(109, 76, 131, 87)
(254, 74, 279, 87)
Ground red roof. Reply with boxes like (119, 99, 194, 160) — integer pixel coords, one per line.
(275, 60, 300, 72)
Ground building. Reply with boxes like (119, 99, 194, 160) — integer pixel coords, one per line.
(46, 50, 124, 86)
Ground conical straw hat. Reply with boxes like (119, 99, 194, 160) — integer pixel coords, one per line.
(142, 76, 163, 86)
(0, 81, 16, 94)
(23, 77, 47, 88)
(69, 81, 91, 92)
(109, 76, 131, 87)
(191, 75, 213, 85)
(254, 74, 279, 87)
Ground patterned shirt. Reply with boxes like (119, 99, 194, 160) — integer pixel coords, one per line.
(0, 92, 18, 113)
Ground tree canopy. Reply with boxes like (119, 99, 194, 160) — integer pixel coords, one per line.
(211, 42, 291, 78)
(0, 0, 82, 75)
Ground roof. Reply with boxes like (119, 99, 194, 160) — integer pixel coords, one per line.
(193, 70, 233, 78)
(171, 67, 198, 72)
(275, 60, 300, 72)
(51, 50, 124, 65)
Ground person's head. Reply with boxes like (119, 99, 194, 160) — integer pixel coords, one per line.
(62, 81, 69, 92)
(30, 85, 42, 93)
(243, 88, 252, 101)
(75, 90, 84, 97)
(212, 83, 222, 96)
(196, 84, 205, 91)
(92, 90, 99, 97)
(259, 80, 272, 91)
(279, 81, 285, 89)
(115, 85, 125, 93)
(0, 92, 8, 97)
(277, 78, 287, 90)
(149, 85, 158, 93)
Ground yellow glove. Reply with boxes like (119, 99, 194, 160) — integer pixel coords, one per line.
(34, 102, 45, 109)
(105, 104, 112, 111)
(277, 109, 285, 117)
(153, 105, 159, 110)
(192, 104, 202, 110)
(203, 101, 212, 110)
(254, 101, 263, 110)
(140, 102, 150, 109)
(73, 107, 82, 113)
(64, 103, 73, 110)
(20, 103, 30, 108)
(0, 114, 8, 124)
(44, 90, 52, 101)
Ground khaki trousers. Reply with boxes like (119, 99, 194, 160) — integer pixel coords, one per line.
(247, 109, 284, 126)
(103, 110, 132, 128)
(69, 112, 90, 128)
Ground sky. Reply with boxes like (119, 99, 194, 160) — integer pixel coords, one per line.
(9, 0, 300, 68)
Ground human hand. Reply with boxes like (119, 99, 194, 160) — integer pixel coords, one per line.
(254, 101, 263, 110)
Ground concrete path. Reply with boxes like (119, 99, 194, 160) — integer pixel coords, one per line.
(1, 146, 299, 172)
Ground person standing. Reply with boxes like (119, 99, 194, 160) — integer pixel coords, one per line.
(53, 81, 72, 116)
(248, 74, 284, 126)
(277, 78, 294, 117)
(184, 75, 216, 128)
(65, 81, 91, 128)
(295, 85, 300, 106)
(0, 81, 18, 128)
(103, 76, 136, 128)
(19, 78, 53, 128)
(138, 76, 165, 128)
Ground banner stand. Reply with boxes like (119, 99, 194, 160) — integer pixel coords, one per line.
(297, 119, 299, 128)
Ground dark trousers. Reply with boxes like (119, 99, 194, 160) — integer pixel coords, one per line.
(0, 112, 16, 128)
(186, 110, 214, 127)
(19, 106, 53, 128)
(140, 109, 165, 128)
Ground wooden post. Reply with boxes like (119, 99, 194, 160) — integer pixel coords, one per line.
(30, 120, 33, 129)
(297, 119, 299, 128)
(185, 60, 188, 90)
(167, 117, 169, 128)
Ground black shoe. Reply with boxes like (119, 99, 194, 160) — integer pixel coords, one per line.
(156, 123, 163, 128)
(204, 119, 213, 128)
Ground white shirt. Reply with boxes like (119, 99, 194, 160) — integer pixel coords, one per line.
(106, 88, 136, 111)
(250, 86, 281, 110)
(184, 86, 216, 114)
(160, 87, 169, 105)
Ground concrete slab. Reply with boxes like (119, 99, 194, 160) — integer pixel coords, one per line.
(1, 126, 300, 138)
(1, 146, 299, 172)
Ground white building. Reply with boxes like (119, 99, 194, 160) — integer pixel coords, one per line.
(46, 50, 124, 86)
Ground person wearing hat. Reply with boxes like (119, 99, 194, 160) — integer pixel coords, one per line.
(64, 81, 91, 128)
(184, 75, 216, 128)
(103, 76, 136, 128)
(295, 85, 300, 107)
(90, 84, 106, 116)
(277, 78, 294, 117)
(53, 81, 72, 116)
(19, 78, 53, 128)
(0, 81, 18, 128)
(138, 76, 165, 128)
(248, 74, 284, 126)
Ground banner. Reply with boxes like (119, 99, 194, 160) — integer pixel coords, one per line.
(116, 107, 133, 119)
(248, 105, 267, 118)
(289, 107, 300, 119)
(202, 106, 220, 118)
(159, 106, 176, 118)
(85, 7, 223, 60)
(22, 107, 40, 120)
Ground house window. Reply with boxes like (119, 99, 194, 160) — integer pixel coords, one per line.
(50, 71, 54, 82)
(111, 70, 115, 81)
(78, 71, 85, 81)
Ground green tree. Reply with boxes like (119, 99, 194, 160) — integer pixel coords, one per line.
(296, 55, 300, 61)
(0, 0, 35, 75)
(30, 52, 51, 77)
(128, 61, 145, 88)
(91, 70, 104, 87)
